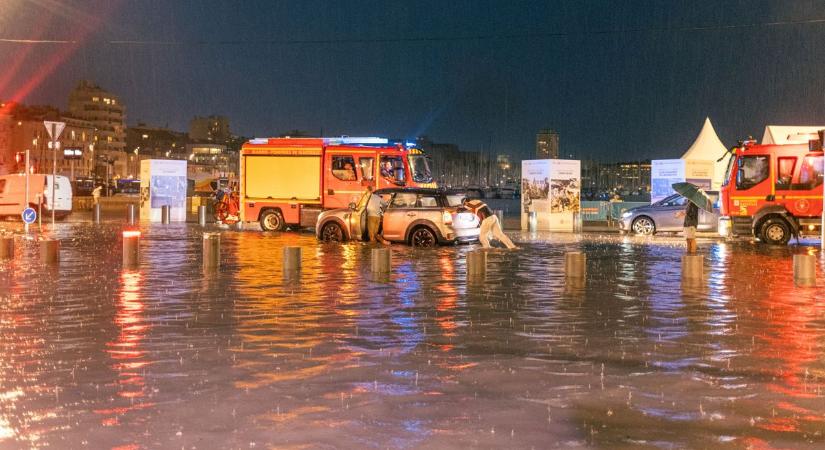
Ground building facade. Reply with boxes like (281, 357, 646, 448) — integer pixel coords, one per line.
(0, 101, 96, 178)
(536, 129, 559, 159)
(68, 80, 127, 177)
(190, 116, 230, 144)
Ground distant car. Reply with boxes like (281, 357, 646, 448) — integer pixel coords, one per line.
(316, 188, 480, 247)
(619, 191, 720, 235)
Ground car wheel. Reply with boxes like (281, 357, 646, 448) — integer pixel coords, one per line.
(760, 217, 791, 245)
(631, 216, 655, 235)
(410, 227, 437, 247)
(259, 209, 285, 231)
(320, 222, 345, 242)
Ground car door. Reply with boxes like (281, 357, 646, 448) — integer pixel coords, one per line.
(349, 189, 371, 241)
(653, 194, 688, 231)
(381, 192, 417, 241)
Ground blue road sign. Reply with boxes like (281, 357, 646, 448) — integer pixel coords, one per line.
(22, 207, 37, 224)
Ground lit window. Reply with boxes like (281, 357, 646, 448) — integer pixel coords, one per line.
(107, 136, 113, 142)
(142, 134, 148, 139)
(92, 97, 99, 102)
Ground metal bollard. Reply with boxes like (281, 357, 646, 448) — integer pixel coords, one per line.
(93, 203, 101, 224)
(161, 205, 171, 224)
(528, 211, 537, 232)
(0, 235, 13, 260)
(681, 254, 703, 281)
(283, 247, 301, 272)
(565, 252, 586, 278)
(371, 248, 391, 273)
(122, 230, 140, 267)
(198, 205, 207, 227)
(203, 232, 221, 270)
(40, 238, 60, 264)
(793, 254, 816, 287)
(467, 249, 487, 277)
(126, 204, 137, 225)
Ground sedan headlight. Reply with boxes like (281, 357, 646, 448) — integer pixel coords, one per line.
(621, 211, 633, 218)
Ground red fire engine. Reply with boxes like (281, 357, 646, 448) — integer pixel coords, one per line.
(719, 132, 824, 244)
(239, 137, 436, 231)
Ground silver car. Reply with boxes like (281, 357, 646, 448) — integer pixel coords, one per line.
(316, 188, 480, 246)
(619, 192, 720, 235)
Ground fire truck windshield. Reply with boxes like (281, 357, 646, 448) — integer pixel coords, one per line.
(408, 154, 433, 183)
(722, 151, 737, 187)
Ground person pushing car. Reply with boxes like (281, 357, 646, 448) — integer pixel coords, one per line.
(463, 198, 517, 249)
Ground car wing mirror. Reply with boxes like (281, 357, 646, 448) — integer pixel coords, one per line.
(348, 202, 357, 210)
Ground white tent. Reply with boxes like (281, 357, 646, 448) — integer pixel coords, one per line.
(762, 125, 825, 145)
(680, 117, 729, 189)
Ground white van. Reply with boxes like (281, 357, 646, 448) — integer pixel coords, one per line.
(0, 174, 73, 220)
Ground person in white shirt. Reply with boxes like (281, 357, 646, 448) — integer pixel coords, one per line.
(463, 198, 517, 249)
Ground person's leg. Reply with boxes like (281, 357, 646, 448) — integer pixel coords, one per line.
(490, 216, 517, 249)
(685, 226, 697, 253)
(478, 216, 493, 248)
(368, 216, 379, 242)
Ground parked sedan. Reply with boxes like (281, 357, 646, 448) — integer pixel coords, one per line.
(316, 188, 480, 246)
(619, 192, 720, 235)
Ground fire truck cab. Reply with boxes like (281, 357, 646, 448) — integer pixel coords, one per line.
(239, 137, 436, 231)
(719, 134, 824, 245)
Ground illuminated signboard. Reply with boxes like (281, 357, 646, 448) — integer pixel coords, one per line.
(63, 147, 83, 160)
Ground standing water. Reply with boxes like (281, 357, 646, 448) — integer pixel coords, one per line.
(0, 223, 824, 448)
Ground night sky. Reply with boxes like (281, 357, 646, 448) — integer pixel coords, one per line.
(1, 0, 824, 162)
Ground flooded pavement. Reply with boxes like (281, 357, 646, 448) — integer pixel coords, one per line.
(1, 223, 825, 449)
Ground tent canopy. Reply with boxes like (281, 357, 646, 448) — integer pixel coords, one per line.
(680, 117, 729, 189)
(762, 125, 825, 145)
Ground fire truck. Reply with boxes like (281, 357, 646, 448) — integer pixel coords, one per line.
(719, 132, 824, 244)
(239, 137, 436, 231)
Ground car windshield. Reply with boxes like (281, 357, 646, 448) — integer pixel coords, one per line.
(445, 194, 465, 207)
(408, 154, 433, 183)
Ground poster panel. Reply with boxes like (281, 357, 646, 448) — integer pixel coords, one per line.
(521, 160, 550, 230)
(140, 159, 187, 222)
(650, 159, 685, 203)
(548, 159, 581, 231)
(685, 160, 714, 191)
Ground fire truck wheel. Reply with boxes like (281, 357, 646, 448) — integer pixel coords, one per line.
(759, 217, 791, 245)
(260, 210, 286, 232)
(320, 222, 345, 242)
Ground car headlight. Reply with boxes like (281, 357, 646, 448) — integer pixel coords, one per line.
(621, 211, 633, 218)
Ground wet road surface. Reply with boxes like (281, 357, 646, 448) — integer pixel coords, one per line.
(1, 222, 824, 448)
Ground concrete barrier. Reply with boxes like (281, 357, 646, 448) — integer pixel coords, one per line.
(203, 233, 221, 270)
(122, 230, 140, 267)
(0, 235, 13, 260)
(467, 250, 487, 277)
(371, 248, 391, 273)
(565, 252, 586, 278)
(284, 247, 301, 272)
(40, 239, 59, 264)
(793, 254, 816, 287)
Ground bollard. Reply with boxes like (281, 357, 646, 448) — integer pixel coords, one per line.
(93, 203, 101, 224)
(371, 248, 391, 273)
(122, 230, 140, 267)
(0, 235, 13, 260)
(467, 249, 487, 277)
(528, 211, 537, 232)
(126, 204, 137, 225)
(198, 205, 207, 227)
(40, 238, 59, 264)
(236, 220, 244, 231)
(793, 254, 816, 287)
(565, 252, 586, 278)
(161, 205, 171, 224)
(283, 246, 301, 272)
(681, 254, 703, 281)
(203, 232, 221, 270)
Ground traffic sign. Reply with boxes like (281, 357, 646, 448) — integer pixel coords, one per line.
(43, 121, 66, 140)
(22, 207, 37, 225)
